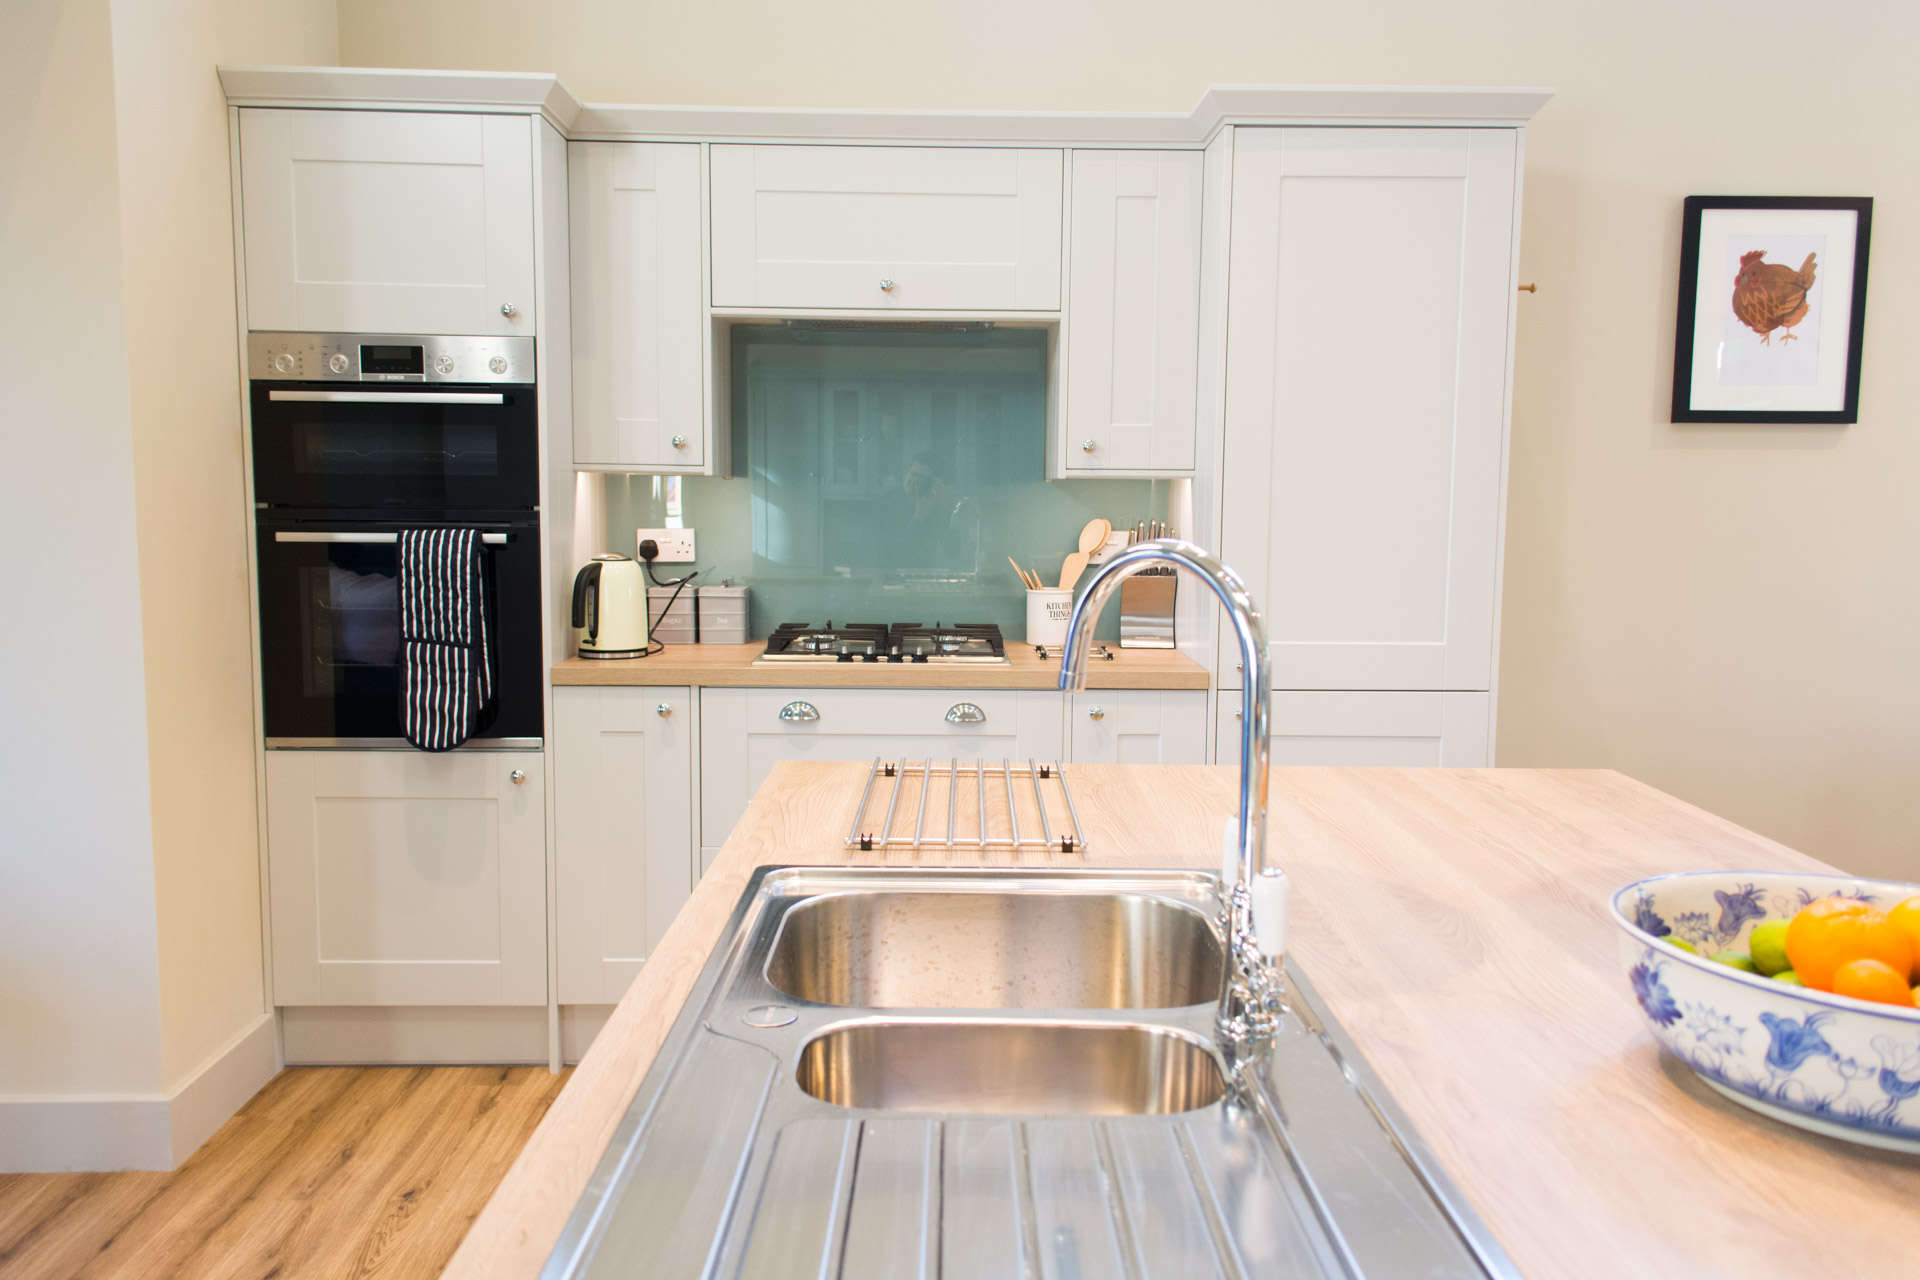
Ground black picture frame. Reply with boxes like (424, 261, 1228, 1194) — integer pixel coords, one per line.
(1670, 195, 1872, 424)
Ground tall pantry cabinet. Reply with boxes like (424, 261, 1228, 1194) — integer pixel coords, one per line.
(1213, 127, 1521, 766)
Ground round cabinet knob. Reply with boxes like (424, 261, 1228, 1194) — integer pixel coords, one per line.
(272, 353, 296, 374)
(671, 435, 688, 449)
(499, 302, 518, 318)
(327, 353, 351, 374)
(509, 769, 527, 784)
(433, 354, 456, 376)
(488, 355, 509, 376)
(1235, 661, 1244, 672)
(1234, 709, 1243, 721)
(1082, 440, 1097, 453)
(656, 703, 672, 717)
(878, 278, 895, 292)
(1087, 707, 1105, 721)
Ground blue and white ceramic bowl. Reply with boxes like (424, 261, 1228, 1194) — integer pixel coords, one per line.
(1611, 871, 1920, 1152)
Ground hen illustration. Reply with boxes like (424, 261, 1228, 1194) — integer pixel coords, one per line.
(1731, 250, 1818, 345)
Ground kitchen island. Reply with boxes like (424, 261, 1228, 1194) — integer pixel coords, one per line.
(446, 764, 1920, 1279)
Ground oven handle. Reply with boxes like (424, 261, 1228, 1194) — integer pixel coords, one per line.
(273, 532, 510, 545)
(266, 390, 507, 405)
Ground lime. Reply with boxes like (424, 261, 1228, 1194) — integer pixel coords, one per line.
(1771, 969, 1805, 986)
(1749, 919, 1792, 976)
(1662, 936, 1698, 955)
(1711, 950, 1758, 973)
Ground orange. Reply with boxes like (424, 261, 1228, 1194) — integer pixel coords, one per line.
(1784, 897, 1914, 992)
(1888, 896, 1920, 982)
(1831, 958, 1916, 1008)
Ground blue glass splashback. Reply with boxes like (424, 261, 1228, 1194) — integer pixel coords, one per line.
(605, 325, 1169, 641)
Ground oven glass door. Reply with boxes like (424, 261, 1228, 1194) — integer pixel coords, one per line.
(255, 518, 543, 742)
(250, 383, 540, 512)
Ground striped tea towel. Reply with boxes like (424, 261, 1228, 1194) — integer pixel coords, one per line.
(396, 528, 496, 751)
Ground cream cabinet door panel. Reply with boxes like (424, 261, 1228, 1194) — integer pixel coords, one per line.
(1214, 691, 1491, 766)
(1065, 150, 1201, 474)
(569, 142, 707, 469)
(239, 109, 534, 336)
(266, 750, 546, 1006)
(1069, 690, 1207, 764)
(710, 145, 1063, 310)
(699, 687, 1066, 850)
(1220, 127, 1515, 691)
(553, 687, 694, 1004)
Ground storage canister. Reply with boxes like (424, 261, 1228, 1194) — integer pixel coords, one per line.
(697, 583, 751, 645)
(647, 585, 699, 646)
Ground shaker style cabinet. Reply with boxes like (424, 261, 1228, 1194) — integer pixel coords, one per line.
(709, 145, 1064, 311)
(265, 749, 548, 1006)
(1068, 690, 1208, 764)
(1062, 150, 1203, 475)
(552, 687, 695, 1004)
(1216, 692, 1493, 767)
(238, 109, 535, 337)
(1218, 128, 1516, 699)
(568, 142, 709, 470)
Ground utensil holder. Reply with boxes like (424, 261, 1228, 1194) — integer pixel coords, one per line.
(1025, 589, 1074, 647)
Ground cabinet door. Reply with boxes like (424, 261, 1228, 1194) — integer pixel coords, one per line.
(1220, 128, 1516, 691)
(239, 109, 534, 337)
(1069, 690, 1208, 763)
(266, 749, 546, 1005)
(699, 688, 1066, 851)
(1064, 151, 1201, 474)
(1215, 690, 1491, 766)
(569, 142, 707, 469)
(553, 687, 694, 1004)
(710, 145, 1063, 310)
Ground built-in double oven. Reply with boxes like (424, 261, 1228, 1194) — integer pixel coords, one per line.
(250, 333, 543, 747)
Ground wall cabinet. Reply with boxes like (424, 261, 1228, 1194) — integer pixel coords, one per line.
(699, 687, 1066, 853)
(1068, 690, 1207, 764)
(1218, 127, 1516, 695)
(552, 686, 695, 1004)
(238, 109, 535, 337)
(709, 145, 1064, 311)
(1215, 691, 1493, 766)
(265, 749, 547, 1006)
(568, 142, 709, 471)
(1062, 150, 1202, 475)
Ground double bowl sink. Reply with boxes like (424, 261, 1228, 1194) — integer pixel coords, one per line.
(541, 868, 1517, 1279)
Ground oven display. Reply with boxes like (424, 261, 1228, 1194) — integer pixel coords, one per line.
(360, 344, 425, 377)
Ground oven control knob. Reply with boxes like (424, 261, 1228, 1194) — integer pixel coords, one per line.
(327, 353, 350, 374)
(434, 354, 456, 376)
(272, 353, 296, 374)
(488, 355, 509, 376)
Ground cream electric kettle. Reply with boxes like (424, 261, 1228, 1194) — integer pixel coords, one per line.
(570, 554, 649, 659)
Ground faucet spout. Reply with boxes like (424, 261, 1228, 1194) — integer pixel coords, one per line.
(1058, 538, 1280, 1059)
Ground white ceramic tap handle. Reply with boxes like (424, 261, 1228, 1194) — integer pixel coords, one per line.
(1252, 869, 1290, 959)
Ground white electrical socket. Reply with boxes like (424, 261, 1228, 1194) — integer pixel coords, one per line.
(637, 528, 696, 563)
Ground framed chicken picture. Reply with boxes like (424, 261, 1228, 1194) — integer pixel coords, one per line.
(1671, 195, 1872, 423)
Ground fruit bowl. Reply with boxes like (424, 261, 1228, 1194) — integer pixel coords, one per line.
(1611, 871, 1920, 1152)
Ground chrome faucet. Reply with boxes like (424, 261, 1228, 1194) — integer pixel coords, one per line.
(1058, 538, 1286, 1063)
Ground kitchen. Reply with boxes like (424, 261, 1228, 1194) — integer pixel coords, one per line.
(3, 2, 1918, 1278)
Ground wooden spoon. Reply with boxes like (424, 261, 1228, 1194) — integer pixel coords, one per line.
(1058, 550, 1090, 593)
(1078, 518, 1111, 555)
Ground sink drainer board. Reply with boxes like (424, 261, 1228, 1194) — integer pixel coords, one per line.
(540, 868, 1521, 1280)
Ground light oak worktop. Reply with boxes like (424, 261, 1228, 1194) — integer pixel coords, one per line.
(552, 642, 1208, 689)
(447, 765, 1920, 1280)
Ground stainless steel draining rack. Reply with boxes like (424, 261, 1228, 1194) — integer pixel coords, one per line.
(844, 757, 1088, 854)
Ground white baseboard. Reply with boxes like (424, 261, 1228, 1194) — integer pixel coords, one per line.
(0, 1012, 280, 1173)
(281, 1005, 548, 1065)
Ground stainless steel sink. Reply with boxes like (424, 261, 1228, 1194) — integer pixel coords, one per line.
(541, 868, 1519, 1280)
(765, 890, 1222, 1008)
(795, 1020, 1226, 1114)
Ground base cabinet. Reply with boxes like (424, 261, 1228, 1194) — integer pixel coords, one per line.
(1068, 690, 1207, 763)
(265, 749, 547, 1006)
(1216, 691, 1492, 767)
(553, 686, 695, 1004)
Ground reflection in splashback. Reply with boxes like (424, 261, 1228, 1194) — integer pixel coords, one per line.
(604, 325, 1170, 642)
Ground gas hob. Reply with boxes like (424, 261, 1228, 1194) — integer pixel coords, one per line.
(755, 622, 1010, 665)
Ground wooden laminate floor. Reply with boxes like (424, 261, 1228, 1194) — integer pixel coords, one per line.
(0, 1066, 569, 1280)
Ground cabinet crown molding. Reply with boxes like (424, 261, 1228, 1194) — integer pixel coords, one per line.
(218, 67, 1552, 143)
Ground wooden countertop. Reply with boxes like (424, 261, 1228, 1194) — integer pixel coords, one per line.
(446, 765, 1920, 1280)
(552, 642, 1208, 689)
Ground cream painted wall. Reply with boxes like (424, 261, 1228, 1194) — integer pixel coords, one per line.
(339, 0, 1920, 882)
(107, 0, 337, 1092)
